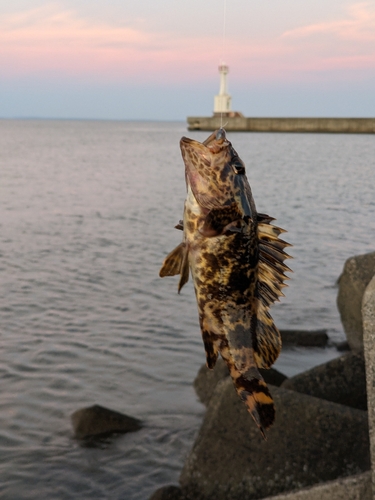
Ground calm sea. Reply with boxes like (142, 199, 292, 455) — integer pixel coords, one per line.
(0, 119, 374, 499)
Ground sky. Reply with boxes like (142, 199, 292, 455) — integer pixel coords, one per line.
(1, 0, 375, 120)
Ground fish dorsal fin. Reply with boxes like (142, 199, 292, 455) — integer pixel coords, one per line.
(257, 213, 292, 307)
(252, 303, 282, 369)
(159, 242, 189, 293)
(252, 213, 292, 368)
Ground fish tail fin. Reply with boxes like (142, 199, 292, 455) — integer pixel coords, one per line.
(221, 345, 275, 439)
(235, 373, 275, 439)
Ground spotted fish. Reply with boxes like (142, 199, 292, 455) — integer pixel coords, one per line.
(159, 129, 291, 438)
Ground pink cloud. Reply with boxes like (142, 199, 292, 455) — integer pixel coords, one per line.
(0, 4, 288, 84)
(0, 2, 375, 85)
(283, 2, 375, 41)
(0, 4, 155, 79)
(0, 5, 149, 46)
(273, 2, 375, 79)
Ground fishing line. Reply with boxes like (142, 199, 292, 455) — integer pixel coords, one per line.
(220, 0, 227, 128)
(221, 0, 227, 65)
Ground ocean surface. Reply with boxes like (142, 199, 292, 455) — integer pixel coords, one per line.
(0, 119, 374, 500)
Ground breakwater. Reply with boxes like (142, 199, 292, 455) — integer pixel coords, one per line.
(187, 116, 375, 133)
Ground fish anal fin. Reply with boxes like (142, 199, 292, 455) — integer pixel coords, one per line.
(203, 336, 219, 369)
(200, 320, 219, 369)
(159, 242, 190, 292)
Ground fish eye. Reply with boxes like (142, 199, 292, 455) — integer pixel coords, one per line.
(232, 161, 245, 175)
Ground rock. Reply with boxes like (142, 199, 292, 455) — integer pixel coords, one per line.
(335, 341, 350, 352)
(362, 274, 375, 495)
(194, 359, 287, 406)
(280, 329, 329, 347)
(261, 471, 372, 500)
(149, 485, 184, 500)
(179, 379, 370, 500)
(194, 359, 229, 405)
(71, 404, 142, 439)
(259, 367, 288, 387)
(337, 251, 375, 351)
(282, 352, 367, 411)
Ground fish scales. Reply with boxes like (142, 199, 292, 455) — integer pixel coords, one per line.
(160, 129, 291, 438)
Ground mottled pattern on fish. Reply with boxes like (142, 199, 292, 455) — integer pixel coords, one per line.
(160, 129, 291, 438)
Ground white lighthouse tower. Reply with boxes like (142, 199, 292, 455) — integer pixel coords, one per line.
(214, 64, 232, 115)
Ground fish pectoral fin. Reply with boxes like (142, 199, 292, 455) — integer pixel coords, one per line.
(222, 220, 245, 234)
(178, 247, 189, 293)
(159, 243, 185, 277)
(200, 204, 243, 237)
(159, 242, 189, 292)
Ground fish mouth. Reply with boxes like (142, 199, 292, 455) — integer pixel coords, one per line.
(202, 128, 227, 147)
(180, 129, 241, 211)
(180, 129, 229, 170)
(180, 136, 211, 169)
(180, 128, 228, 152)
(180, 129, 231, 190)
(180, 136, 206, 151)
(180, 135, 219, 208)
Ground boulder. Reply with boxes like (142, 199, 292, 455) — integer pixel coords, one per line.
(362, 274, 375, 493)
(193, 359, 229, 406)
(179, 379, 370, 500)
(337, 251, 375, 351)
(259, 367, 288, 388)
(261, 471, 372, 500)
(194, 359, 287, 406)
(280, 329, 329, 347)
(282, 352, 367, 411)
(149, 485, 184, 500)
(71, 404, 142, 439)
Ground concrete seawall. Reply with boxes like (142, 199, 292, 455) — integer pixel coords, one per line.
(187, 116, 375, 133)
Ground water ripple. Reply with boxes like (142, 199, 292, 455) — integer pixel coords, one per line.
(0, 120, 374, 499)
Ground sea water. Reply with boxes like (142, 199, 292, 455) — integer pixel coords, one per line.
(0, 119, 374, 499)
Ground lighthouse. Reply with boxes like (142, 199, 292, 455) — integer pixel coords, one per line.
(214, 64, 232, 115)
(186, 63, 244, 130)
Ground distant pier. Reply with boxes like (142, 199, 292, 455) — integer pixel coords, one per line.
(187, 116, 375, 134)
(189, 64, 375, 134)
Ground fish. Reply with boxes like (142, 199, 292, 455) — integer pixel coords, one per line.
(159, 128, 291, 438)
